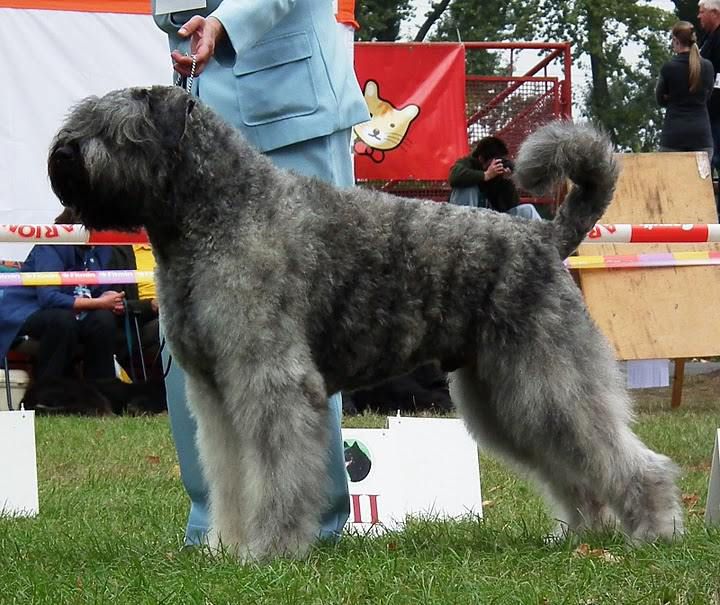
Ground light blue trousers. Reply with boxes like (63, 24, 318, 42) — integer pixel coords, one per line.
(448, 186, 543, 221)
(506, 203, 543, 220)
(164, 129, 353, 544)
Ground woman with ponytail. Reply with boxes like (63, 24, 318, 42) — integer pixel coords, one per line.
(656, 21, 715, 157)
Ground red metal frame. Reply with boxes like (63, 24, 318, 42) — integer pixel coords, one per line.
(463, 42, 572, 125)
(466, 76, 560, 124)
(462, 42, 572, 121)
(501, 85, 560, 131)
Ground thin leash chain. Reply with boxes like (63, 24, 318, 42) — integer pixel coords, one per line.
(185, 54, 197, 94)
(174, 53, 197, 93)
(164, 53, 195, 381)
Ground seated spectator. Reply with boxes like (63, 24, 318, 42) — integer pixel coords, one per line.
(110, 244, 161, 373)
(0, 208, 124, 413)
(449, 135, 542, 220)
(106, 244, 166, 415)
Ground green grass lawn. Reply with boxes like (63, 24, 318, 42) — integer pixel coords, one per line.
(1, 379, 720, 604)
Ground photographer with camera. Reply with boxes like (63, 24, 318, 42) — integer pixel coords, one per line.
(448, 135, 541, 220)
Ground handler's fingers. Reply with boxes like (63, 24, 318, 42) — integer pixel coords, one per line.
(177, 15, 205, 37)
(171, 40, 212, 76)
(189, 44, 212, 74)
(171, 51, 195, 76)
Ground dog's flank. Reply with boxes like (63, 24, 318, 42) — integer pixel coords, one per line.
(48, 86, 683, 561)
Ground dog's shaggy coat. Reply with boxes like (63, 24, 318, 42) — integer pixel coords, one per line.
(48, 86, 683, 560)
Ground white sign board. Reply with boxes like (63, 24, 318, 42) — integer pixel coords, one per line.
(387, 416, 482, 519)
(342, 416, 482, 532)
(705, 428, 720, 526)
(0, 410, 39, 517)
(625, 359, 669, 389)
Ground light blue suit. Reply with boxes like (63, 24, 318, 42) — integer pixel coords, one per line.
(154, 0, 367, 152)
(153, 0, 369, 544)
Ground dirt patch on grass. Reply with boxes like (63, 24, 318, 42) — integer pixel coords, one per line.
(634, 369, 720, 412)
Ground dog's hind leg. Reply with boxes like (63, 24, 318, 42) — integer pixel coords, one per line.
(598, 427, 684, 542)
(450, 345, 683, 543)
(448, 365, 599, 534)
(520, 346, 684, 542)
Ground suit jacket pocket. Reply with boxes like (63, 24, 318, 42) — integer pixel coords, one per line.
(233, 32, 319, 126)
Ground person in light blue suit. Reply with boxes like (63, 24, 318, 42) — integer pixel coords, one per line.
(153, 0, 369, 545)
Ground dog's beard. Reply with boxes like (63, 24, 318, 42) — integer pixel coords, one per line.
(69, 203, 147, 232)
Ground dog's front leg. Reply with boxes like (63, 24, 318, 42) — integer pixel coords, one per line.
(197, 355, 331, 561)
(184, 373, 250, 555)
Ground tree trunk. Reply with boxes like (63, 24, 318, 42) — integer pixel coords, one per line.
(414, 0, 452, 41)
(586, 7, 611, 127)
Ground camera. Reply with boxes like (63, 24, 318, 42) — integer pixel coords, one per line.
(499, 157, 514, 171)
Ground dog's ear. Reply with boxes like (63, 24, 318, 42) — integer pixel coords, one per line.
(145, 86, 197, 148)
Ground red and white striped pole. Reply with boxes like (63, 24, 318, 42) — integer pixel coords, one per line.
(0, 224, 148, 245)
(4, 223, 720, 245)
(585, 223, 720, 243)
(4, 223, 720, 285)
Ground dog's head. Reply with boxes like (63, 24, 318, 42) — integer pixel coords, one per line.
(48, 86, 196, 231)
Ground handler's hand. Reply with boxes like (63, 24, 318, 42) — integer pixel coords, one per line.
(171, 16, 226, 76)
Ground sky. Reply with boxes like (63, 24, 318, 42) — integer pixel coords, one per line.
(398, 0, 679, 110)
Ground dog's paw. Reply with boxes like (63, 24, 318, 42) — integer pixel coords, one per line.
(544, 522, 577, 546)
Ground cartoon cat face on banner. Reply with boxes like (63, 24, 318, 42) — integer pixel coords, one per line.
(351, 43, 468, 181)
(353, 81, 419, 164)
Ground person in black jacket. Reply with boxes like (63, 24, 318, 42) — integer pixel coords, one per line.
(699, 1, 720, 170)
(448, 135, 541, 220)
(656, 21, 714, 158)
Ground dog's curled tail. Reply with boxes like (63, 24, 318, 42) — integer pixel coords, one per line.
(513, 120, 619, 259)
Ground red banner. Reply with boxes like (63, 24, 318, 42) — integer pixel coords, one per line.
(353, 43, 468, 181)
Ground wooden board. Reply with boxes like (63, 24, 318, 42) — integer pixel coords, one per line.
(578, 152, 720, 360)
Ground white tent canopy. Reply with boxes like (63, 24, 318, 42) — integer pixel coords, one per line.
(1, 1, 171, 259)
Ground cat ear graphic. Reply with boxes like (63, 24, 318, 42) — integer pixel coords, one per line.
(402, 105, 420, 120)
(363, 79, 379, 100)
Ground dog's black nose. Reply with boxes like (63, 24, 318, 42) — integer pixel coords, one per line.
(52, 145, 77, 161)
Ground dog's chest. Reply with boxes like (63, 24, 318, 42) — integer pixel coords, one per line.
(155, 272, 213, 370)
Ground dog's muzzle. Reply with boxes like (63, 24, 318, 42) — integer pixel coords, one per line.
(51, 144, 76, 162)
(48, 142, 89, 209)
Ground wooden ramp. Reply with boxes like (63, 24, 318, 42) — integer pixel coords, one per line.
(578, 152, 720, 360)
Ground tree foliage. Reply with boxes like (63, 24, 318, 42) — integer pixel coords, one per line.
(524, 1, 675, 150)
(414, 0, 452, 41)
(430, 0, 523, 73)
(431, 0, 676, 150)
(355, 0, 414, 41)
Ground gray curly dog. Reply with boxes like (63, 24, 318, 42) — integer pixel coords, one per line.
(48, 85, 683, 560)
